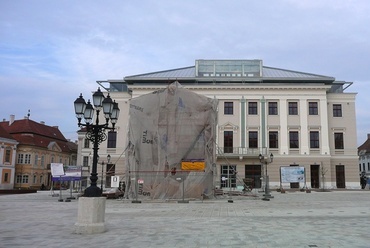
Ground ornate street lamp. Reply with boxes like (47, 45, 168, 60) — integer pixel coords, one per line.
(259, 153, 274, 201)
(74, 88, 120, 197)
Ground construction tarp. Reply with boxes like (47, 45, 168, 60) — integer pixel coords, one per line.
(126, 81, 218, 199)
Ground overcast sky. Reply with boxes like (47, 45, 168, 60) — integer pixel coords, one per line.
(1, 0, 369, 145)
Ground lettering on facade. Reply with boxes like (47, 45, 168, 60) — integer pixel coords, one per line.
(130, 104, 144, 112)
(142, 130, 153, 144)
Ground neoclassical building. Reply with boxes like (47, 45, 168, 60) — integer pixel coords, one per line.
(77, 59, 358, 192)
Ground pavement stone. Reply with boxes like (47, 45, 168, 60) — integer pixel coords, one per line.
(1, 190, 370, 248)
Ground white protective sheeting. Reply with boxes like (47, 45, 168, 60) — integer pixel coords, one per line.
(126, 82, 218, 199)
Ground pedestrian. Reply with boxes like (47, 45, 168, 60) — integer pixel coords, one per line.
(360, 172, 366, 189)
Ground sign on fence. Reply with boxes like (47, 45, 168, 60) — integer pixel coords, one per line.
(280, 166, 305, 183)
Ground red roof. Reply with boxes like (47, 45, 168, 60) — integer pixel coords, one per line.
(0, 118, 71, 152)
(0, 124, 15, 140)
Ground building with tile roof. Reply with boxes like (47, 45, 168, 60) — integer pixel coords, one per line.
(358, 134, 370, 175)
(0, 115, 77, 190)
(78, 59, 358, 198)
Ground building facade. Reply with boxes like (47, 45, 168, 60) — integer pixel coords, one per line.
(0, 115, 77, 190)
(0, 125, 18, 189)
(78, 59, 358, 191)
(358, 134, 370, 176)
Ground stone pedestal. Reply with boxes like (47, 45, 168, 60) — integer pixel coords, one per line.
(74, 197, 106, 234)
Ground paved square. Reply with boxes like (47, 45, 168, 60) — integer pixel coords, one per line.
(1, 190, 369, 247)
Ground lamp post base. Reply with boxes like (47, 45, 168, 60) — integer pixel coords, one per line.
(84, 185, 102, 197)
(74, 197, 106, 234)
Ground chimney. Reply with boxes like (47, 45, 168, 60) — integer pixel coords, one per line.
(9, 115, 15, 125)
(368, 134, 370, 140)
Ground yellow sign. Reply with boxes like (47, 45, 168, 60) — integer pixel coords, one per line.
(181, 161, 205, 171)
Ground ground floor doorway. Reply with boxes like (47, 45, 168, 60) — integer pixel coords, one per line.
(220, 165, 236, 188)
(244, 164, 261, 188)
(310, 164, 320, 188)
(336, 165, 346, 188)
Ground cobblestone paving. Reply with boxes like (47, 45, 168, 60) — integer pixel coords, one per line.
(1, 190, 370, 247)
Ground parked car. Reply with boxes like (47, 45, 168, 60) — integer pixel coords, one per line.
(102, 188, 124, 199)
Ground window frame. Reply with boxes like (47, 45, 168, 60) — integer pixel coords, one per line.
(269, 131, 279, 148)
(224, 102, 234, 115)
(288, 102, 298, 115)
(310, 131, 320, 149)
(268, 102, 278, 115)
(248, 131, 258, 148)
(107, 131, 117, 148)
(223, 131, 233, 153)
(308, 102, 318, 115)
(334, 132, 344, 149)
(248, 102, 258, 115)
(289, 131, 299, 149)
(333, 104, 342, 117)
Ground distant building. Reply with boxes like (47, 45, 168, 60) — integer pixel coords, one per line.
(358, 134, 370, 175)
(79, 59, 358, 192)
(0, 124, 18, 189)
(0, 115, 77, 190)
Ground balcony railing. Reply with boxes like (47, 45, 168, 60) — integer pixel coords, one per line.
(216, 147, 268, 157)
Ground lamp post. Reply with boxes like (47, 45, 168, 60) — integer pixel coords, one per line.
(99, 154, 111, 193)
(259, 153, 273, 201)
(74, 88, 120, 197)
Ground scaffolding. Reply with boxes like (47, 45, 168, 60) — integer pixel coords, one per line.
(125, 82, 218, 200)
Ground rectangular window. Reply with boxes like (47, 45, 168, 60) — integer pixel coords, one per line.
(268, 102, 278, 115)
(224, 102, 233, 115)
(84, 138, 90, 148)
(334, 132, 344, 149)
(289, 131, 299, 148)
(288, 102, 298, 115)
(107, 131, 117, 148)
(34, 155, 38, 166)
(83, 156, 89, 167)
(22, 175, 29, 183)
(24, 154, 31, 164)
(5, 148, 11, 163)
(368, 162, 370, 171)
(224, 131, 233, 153)
(16, 175, 22, 183)
(269, 131, 279, 148)
(333, 104, 342, 117)
(248, 102, 258, 115)
(33, 175, 37, 184)
(310, 131, 320, 148)
(309, 102, 318, 115)
(4, 173, 9, 183)
(41, 156, 45, 168)
(17, 154, 24, 164)
(248, 131, 258, 148)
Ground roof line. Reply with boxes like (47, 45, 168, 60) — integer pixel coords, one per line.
(263, 66, 335, 79)
(125, 66, 194, 78)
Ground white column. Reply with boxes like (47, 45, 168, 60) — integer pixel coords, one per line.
(280, 100, 288, 154)
(320, 98, 330, 155)
(300, 99, 309, 154)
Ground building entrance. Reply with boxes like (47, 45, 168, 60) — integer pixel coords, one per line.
(245, 164, 261, 188)
(336, 165, 346, 188)
(310, 164, 320, 188)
